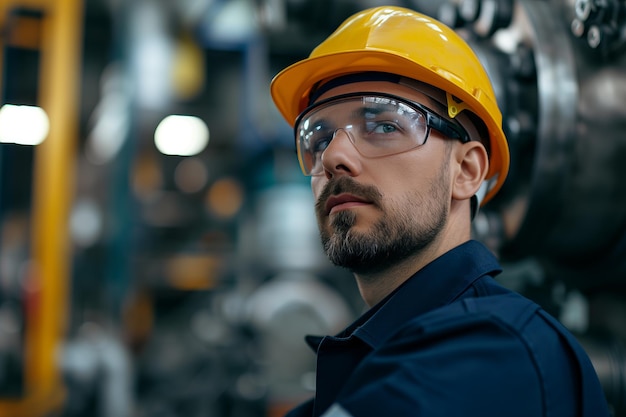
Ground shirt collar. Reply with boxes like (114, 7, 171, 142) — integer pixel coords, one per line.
(307, 240, 502, 352)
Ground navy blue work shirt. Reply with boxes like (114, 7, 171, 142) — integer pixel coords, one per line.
(286, 240, 610, 417)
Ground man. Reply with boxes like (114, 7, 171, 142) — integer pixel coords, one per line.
(270, 6, 610, 417)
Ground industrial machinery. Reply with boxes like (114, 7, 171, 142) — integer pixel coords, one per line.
(0, 0, 625, 416)
(446, 1, 626, 412)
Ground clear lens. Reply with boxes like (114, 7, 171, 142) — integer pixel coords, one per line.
(296, 94, 429, 175)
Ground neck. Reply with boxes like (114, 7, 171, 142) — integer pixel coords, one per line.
(354, 260, 423, 308)
(354, 211, 471, 307)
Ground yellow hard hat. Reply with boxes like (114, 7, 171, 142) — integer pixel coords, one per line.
(270, 6, 509, 204)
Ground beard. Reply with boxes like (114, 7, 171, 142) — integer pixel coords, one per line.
(315, 167, 449, 275)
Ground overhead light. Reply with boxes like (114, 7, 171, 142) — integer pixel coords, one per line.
(154, 115, 209, 156)
(0, 104, 50, 145)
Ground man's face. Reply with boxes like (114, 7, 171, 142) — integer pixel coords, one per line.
(309, 81, 454, 274)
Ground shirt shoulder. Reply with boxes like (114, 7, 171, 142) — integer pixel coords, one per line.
(335, 292, 610, 417)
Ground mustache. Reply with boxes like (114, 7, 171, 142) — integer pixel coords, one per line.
(315, 176, 383, 215)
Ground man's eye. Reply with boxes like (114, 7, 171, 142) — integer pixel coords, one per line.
(375, 123, 398, 134)
(311, 135, 332, 152)
(366, 121, 399, 135)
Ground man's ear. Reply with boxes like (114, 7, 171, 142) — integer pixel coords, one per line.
(451, 142, 489, 202)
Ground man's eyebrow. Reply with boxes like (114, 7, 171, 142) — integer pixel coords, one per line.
(351, 102, 395, 118)
(309, 99, 402, 128)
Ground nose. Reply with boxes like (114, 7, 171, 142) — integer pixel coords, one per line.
(320, 128, 362, 178)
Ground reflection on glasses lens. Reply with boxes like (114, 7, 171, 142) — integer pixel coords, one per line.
(296, 93, 430, 175)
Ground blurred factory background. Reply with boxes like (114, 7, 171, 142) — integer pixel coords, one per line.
(0, 0, 625, 416)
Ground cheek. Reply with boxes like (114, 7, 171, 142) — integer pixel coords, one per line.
(311, 176, 326, 198)
(387, 152, 447, 188)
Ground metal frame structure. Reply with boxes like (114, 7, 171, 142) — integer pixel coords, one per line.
(0, 0, 83, 415)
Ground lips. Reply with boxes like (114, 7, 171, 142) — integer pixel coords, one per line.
(325, 193, 371, 215)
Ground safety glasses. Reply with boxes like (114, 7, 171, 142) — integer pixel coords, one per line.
(294, 92, 470, 176)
